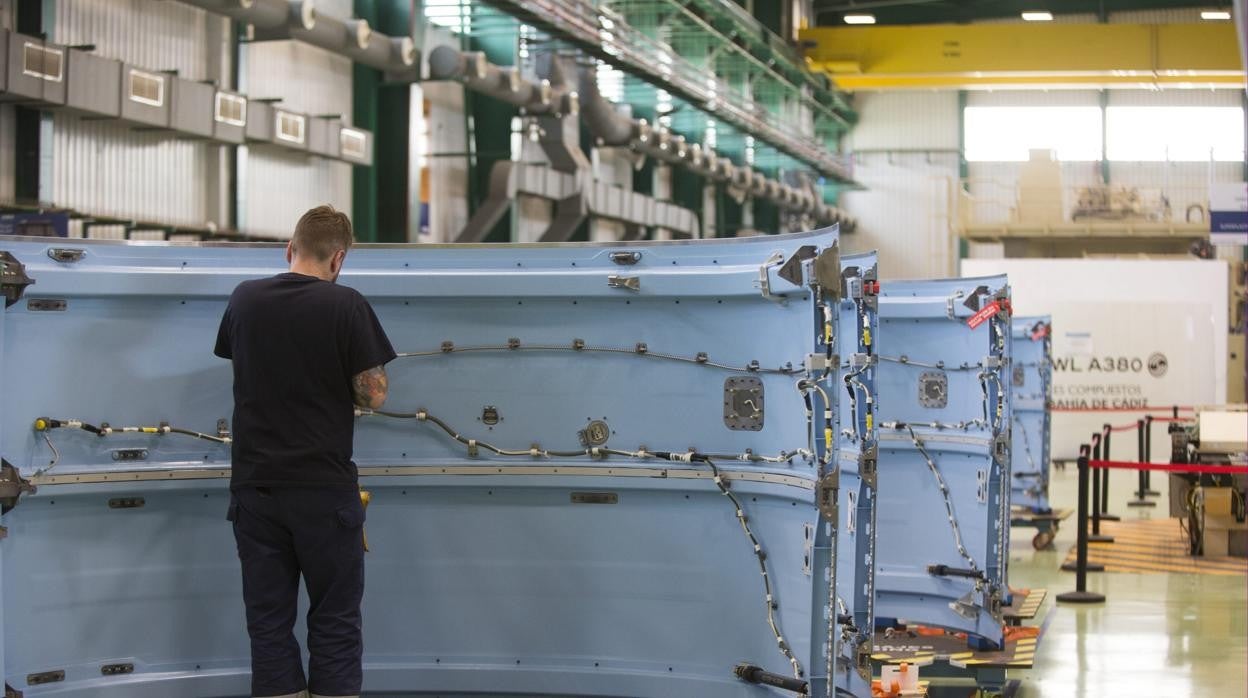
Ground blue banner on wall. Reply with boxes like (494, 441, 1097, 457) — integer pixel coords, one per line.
(0, 212, 70, 237)
(1211, 182, 1248, 245)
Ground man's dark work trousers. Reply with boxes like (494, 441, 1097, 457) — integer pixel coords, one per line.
(229, 486, 365, 697)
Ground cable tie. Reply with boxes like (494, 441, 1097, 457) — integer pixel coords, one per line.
(416, 410, 427, 421)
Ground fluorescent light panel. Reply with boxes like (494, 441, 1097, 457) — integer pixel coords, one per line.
(844, 13, 876, 24)
(1021, 11, 1054, 21)
(1200, 10, 1231, 20)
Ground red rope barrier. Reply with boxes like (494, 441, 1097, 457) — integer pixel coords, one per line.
(1107, 422, 1140, 432)
(1052, 406, 1196, 413)
(1089, 459, 1248, 475)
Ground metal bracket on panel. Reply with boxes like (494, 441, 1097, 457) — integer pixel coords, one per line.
(100, 663, 134, 676)
(607, 275, 640, 292)
(918, 371, 948, 408)
(963, 285, 990, 312)
(802, 522, 815, 576)
(949, 590, 979, 620)
(578, 420, 610, 447)
(944, 290, 965, 320)
(861, 265, 880, 312)
(0, 460, 36, 515)
(805, 352, 839, 374)
(848, 352, 874, 371)
(813, 243, 842, 298)
(776, 244, 817, 287)
(841, 266, 863, 302)
(6, 682, 25, 698)
(26, 299, 66, 311)
(47, 248, 85, 263)
(110, 449, 149, 462)
(993, 435, 1010, 463)
(609, 251, 641, 265)
(846, 490, 857, 534)
(816, 469, 839, 522)
(859, 446, 878, 488)
(217, 418, 231, 439)
(0, 251, 34, 308)
(1012, 364, 1025, 387)
(24, 671, 63, 687)
(976, 469, 988, 503)
(755, 251, 787, 303)
(855, 643, 873, 681)
(723, 377, 764, 431)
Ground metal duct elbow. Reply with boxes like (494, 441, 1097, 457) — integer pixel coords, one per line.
(577, 66, 638, 146)
(181, 0, 287, 26)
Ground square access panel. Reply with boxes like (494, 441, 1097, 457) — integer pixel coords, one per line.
(212, 91, 246, 144)
(338, 126, 373, 166)
(170, 77, 214, 138)
(271, 108, 308, 151)
(120, 65, 170, 128)
(3, 32, 67, 105)
(64, 49, 121, 118)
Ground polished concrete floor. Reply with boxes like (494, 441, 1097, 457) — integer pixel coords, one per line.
(1004, 465, 1248, 697)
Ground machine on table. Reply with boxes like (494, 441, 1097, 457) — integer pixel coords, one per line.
(0, 229, 882, 697)
(1167, 406, 1248, 557)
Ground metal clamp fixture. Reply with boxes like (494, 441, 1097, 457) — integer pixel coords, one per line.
(607, 275, 640, 292)
(755, 251, 787, 303)
(0, 460, 35, 514)
(0, 251, 34, 308)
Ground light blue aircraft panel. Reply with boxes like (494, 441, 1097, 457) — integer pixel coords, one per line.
(1010, 317, 1052, 514)
(0, 231, 862, 697)
(874, 277, 1012, 647)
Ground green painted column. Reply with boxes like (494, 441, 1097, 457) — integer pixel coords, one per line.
(352, 0, 412, 243)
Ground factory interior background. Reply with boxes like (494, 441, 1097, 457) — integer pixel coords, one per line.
(0, 0, 1246, 696)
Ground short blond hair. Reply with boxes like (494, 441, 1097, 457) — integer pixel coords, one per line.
(291, 205, 354, 262)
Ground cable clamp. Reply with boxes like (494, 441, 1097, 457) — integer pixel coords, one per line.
(530, 445, 540, 457)
(416, 410, 428, 421)
(466, 439, 478, 458)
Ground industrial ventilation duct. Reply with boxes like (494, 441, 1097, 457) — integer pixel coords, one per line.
(0, 29, 373, 165)
(177, 0, 417, 78)
(427, 45, 855, 229)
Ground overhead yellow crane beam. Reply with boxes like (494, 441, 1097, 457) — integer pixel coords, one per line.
(799, 23, 1245, 90)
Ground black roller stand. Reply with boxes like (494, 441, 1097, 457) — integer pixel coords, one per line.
(1098, 424, 1120, 521)
(1087, 433, 1114, 544)
(1058, 446, 1107, 603)
(1127, 418, 1156, 507)
(1143, 415, 1160, 497)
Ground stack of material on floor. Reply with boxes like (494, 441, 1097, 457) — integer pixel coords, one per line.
(1203, 489, 1248, 558)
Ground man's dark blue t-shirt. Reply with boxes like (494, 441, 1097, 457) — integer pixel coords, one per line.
(214, 272, 396, 490)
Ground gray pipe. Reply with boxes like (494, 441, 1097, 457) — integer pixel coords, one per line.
(428, 46, 573, 116)
(179, 0, 413, 73)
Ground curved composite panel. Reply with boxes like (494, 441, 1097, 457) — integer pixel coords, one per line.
(874, 276, 1012, 647)
(0, 230, 872, 696)
(1010, 317, 1053, 514)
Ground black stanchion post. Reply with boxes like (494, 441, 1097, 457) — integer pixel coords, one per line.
(1128, 418, 1155, 507)
(1058, 444, 1107, 603)
(1099, 424, 1120, 521)
(1088, 433, 1113, 543)
(1144, 415, 1160, 497)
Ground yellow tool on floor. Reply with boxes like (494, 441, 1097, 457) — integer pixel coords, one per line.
(360, 489, 371, 552)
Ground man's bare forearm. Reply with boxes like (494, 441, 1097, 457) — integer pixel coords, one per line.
(352, 365, 389, 410)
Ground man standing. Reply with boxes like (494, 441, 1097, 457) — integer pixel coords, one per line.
(215, 205, 395, 698)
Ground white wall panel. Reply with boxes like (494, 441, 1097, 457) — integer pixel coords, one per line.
(841, 91, 960, 279)
(1108, 90, 1244, 107)
(52, 115, 210, 226)
(54, 0, 212, 79)
(240, 40, 354, 238)
(966, 91, 1100, 107)
(0, 106, 14, 204)
(845, 91, 959, 150)
(238, 147, 352, 240)
(47, 0, 215, 225)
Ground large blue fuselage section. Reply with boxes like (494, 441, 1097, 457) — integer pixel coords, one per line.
(0, 230, 880, 697)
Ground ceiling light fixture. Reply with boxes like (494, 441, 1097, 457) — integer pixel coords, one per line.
(1200, 10, 1231, 20)
(1021, 11, 1054, 21)
(844, 13, 876, 25)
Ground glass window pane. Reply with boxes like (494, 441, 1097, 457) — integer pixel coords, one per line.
(1106, 106, 1245, 162)
(965, 106, 1103, 162)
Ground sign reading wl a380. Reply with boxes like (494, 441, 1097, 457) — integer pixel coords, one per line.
(961, 258, 1227, 459)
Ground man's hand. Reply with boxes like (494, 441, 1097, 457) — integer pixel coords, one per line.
(352, 365, 389, 410)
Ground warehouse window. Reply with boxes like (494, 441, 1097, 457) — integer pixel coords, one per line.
(964, 106, 1102, 161)
(1106, 107, 1245, 161)
(424, 0, 470, 33)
